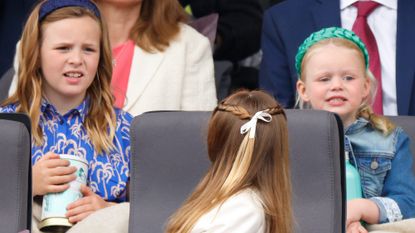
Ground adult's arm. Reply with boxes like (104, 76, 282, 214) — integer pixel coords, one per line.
(181, 25, 217, 111)
(259, 8, 296, 108)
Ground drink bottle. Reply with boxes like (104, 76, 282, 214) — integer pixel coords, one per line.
(345, 151, 362, 200)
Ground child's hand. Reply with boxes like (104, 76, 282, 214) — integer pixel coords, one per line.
(347, 199, 380, 226)
(346, 221, 368, 233)
(65, 185, 115, 223)
(32, 152, 77, 196)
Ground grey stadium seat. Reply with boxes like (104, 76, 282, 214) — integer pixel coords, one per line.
(0, 113, 31, 232)
(128, 109, 345, 233)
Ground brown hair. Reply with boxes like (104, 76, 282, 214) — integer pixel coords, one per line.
(297, 38, 395, 134)
(166, 90, 293, 233)
(2, 1, 116, 154)
(130, 0, 188, 53)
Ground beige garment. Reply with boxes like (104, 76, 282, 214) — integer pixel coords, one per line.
(66, 203, 129, 233)
(367, 218, 415, 233)
(32, 199, 129, 233)
(32, 198, 55, 233)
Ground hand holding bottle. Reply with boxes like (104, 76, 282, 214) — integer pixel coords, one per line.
(32, 152, 77, 196)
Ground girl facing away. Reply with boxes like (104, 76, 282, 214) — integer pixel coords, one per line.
(295, 27, 415, 233)
(166, 90, 293, 233)
(0, 0, 133, 230)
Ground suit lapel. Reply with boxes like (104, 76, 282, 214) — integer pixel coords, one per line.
(396, 0, 415, 115)
(124, 46, 165, 111)
(311, 0, 342, 29)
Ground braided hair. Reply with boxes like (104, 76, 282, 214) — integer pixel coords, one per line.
(216, 103, 286, 120)
(167, 90, 292, 233)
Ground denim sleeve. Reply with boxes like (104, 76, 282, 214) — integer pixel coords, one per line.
(375, 128, 415, 223)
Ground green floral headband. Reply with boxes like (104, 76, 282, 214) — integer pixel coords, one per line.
(295, 27, 369, 76)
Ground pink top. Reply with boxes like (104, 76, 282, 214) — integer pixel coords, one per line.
(111, 40, 135, 108)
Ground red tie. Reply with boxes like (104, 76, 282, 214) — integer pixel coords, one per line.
(352, 1, 383, 114)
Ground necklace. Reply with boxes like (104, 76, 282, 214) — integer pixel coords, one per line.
(112, 41, 130, 67)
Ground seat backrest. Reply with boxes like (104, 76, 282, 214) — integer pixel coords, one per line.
(129, 110, 345, 233)
(129, 111, 211, 233)
(0, 113, 32, 232)
(287, 109, 345, 233)
(388, 116, 415, 171)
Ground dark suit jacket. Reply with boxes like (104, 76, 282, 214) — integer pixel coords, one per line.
(259, 0, 415, 115)
(0, 0, 36, 77)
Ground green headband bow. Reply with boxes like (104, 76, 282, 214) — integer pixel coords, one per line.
(295, 27, 369, 76)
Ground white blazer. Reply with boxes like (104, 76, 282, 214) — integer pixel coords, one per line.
(123, 24, 217, 116)
(9, 24, 217, 116)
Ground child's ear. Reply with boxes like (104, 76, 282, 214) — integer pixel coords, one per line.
(363, 74, 371, 99)
(296, 80, 310, 102)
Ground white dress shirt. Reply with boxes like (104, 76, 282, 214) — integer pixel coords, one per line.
(341, 0, 398, 115)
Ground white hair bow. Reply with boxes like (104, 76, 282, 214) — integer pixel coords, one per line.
(240, 111, 272, 139)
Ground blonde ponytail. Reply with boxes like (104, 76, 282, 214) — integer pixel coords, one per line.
(356, 105, 395, 135)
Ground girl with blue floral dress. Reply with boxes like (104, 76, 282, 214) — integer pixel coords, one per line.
(0, 0, 133, 227)
(296, 27, 415, 233)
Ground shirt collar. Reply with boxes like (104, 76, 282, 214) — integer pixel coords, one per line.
(41, 97, 89, 122)
(344, 117, 370, 135)
(340, 0, 397, 10)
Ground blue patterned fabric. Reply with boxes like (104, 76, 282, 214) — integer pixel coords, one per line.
(0, 99, 133, 202)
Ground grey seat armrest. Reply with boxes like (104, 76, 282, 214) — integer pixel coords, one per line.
(0, 113, 32, 232)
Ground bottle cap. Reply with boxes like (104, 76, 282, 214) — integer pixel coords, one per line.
(345, 151, 350, 161)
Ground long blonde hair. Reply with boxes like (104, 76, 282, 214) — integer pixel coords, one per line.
(2, 1, 116, 154)
(166, 90, 293, 233)
(130, 0, 188, 53)
(297, 38, 395, 134)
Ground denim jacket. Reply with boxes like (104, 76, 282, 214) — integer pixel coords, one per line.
(344, 118, 415, 223)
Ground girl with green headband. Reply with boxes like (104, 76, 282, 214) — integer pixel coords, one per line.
(296, 27, 415, 233)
